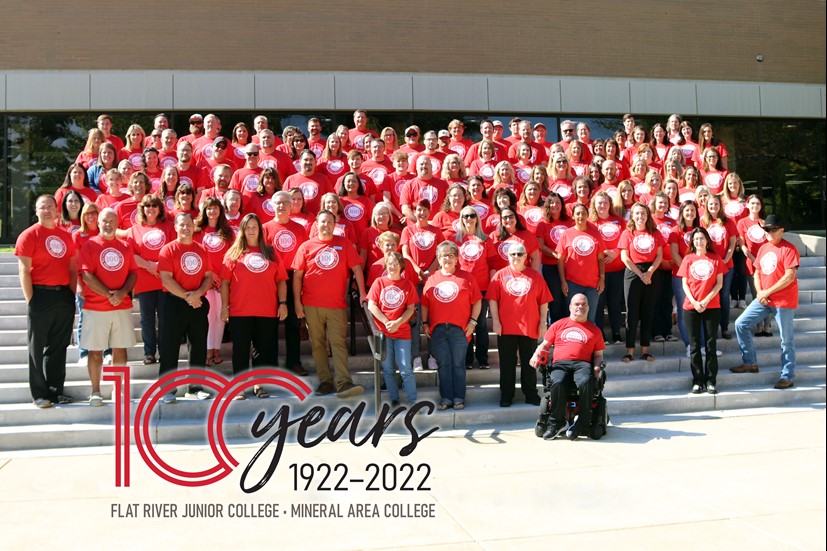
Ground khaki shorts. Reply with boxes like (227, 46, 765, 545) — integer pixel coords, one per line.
(79, 309, 137, 351)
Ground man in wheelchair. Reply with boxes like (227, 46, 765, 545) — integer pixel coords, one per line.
(529, 294, 607, 440)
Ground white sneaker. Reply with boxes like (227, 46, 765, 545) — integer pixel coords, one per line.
(103, 353, 113, 366)
(77, 356, 88, 366)
(716, 350, 722, 357)
(185, 390, 211, 400)
(730, 299, 738, 309)
(737, 299, 747, 309)
(413, 357, 423, 371)
(427, 357, 438, 371)
(162, 391, 177, 404)
(89, 392, 103, 407)
(686, 345, 691, 358)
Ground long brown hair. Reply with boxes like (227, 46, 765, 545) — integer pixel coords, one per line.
(225, 213, 275, 263)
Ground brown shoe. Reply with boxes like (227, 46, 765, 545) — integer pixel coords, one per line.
(336, 382, 364, 399)
(774, 379, 794, 389)
(730, 364, 759, 373)
(315, 381, 335, 396)
(288, 364, 309, 376)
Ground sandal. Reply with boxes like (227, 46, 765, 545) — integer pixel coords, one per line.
(143, 355, 156, 365)
(233, 392, 246, 401)
(212, 355, 223, 366)
(641, 353, 655, 362)
(205, 357, 214, 367)
(254, 386, 269, 399)
(621, 354, 633, 363)
(437, 403, 451, 411)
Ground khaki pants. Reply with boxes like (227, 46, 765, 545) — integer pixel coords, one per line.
(304, 306, 352, 391)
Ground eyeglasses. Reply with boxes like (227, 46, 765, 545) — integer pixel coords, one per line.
(501, 214, 516, 220)
(440, 253, 457, 259)
(562, 129, 574, 133)
(215, 144, 227, 150)
(274, 201, 290, 206)
(462, 213, 477, 219)
(509, 252, 526, 257)
(178, 191, 193, 196)
(764, 227, 782, 233)
(246, 151, 259, 157)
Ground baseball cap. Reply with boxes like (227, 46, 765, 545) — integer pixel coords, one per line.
(534, 122, 546, 130)
(492, 120, 503, 127)
(189, 113, 204, 123)
(405, 125, 420, 137)
(213, 136, 229, 147)
(438, 130, 450, 138)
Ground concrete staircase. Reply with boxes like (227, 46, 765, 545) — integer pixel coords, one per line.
(0, 242, 824, 451)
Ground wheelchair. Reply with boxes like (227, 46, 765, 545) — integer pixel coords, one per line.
(534, 359, 609, 440)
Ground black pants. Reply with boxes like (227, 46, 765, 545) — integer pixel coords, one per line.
(498, 334, 539, 403)
(652, 270, 674, 338)
(542, 265, 567, 325)
(685, 308, 721, 385)
(159, 293, 208, 380)
(27, 287, 75, 400)
(731, 250, 747, 301)
(229, 316, 278, 375)
(278, 271, 301, 368)
(624, 264, 659, 348)
(596, 270, 624, 337)
(541, 360, 594, 435)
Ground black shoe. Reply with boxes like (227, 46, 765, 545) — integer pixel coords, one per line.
(612, 334, 623, 344)
(287, 364, 308, 376)
(391, 400, 400, 407)
(543, 424, 568, 441)
(55, 394, 74, 404)
(499, 400, 512, 408)
(525, 395, 541, 406)
(721, 330, 732, 340)
(315, 381, 335, 396)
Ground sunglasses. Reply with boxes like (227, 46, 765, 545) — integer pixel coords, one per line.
(462, 213, 477, 219)
(246, 152, 259, 157)
(509, 252, 526, 257)
(215, 144, 227, 150)
(405, 132, 419, 138)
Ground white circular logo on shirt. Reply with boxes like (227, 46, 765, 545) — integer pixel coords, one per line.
(394, 179, 407, 198)
(180, 176, 194, 188)
(552, 183, 572, 200)
(234, 147, 245, 160)
(516, 167, 530, 183)
(561, 327, 589, 344)
(316, 247, 340, 269)
(433, 281, 459, 303)
(262, 199, 275, 217)
(657, 223, 672, 241)
(724, 201, 744, 218)
(180, 252, 202, 275)
(634, 182, 648, 196)
(327, 160, 344, 175)
(164, 196, 175, 211)
(202, 232, 225, 253)
(343, 202, 365, 222)
(45, 235, 67, 258)
(683, 231, 692, 246)
(129, 153, 142, 170)
(707, 224, 726, 243)
(550, 225, 567, 244)
(243, 252, 269, 273)
(260, 159, 276, 170)
(689, 257, 715, 281)
(472, 203, 490, 218)
(572, 235, 596, 256)
(598, 222, 620, 240)
(706, 173, 723, 191)
(369, 168, 386, 184)
(100, 247, 125, 271)
(506, 276, 531, 297)
(497, 240, 514, 260)
(380, 285, 405, 309)
(412, 231, 436, 250)
(449, 143, 467, 157)
(273, 229, 297, 252)
(418, 185, 438, 204)
(244, 174, 260, 192)
(300, 181, 319, 200)
(633, 233, 655, 254)
(130, 209, 139, 225)
(430, 159, 441, 174)
(354, 135, 365, 149)
(160, 156, 176, 168)
(524, 207, 543, 225)
(202, 145, 214, 159)
(679, 191, 695, 203)
(747, 224, 767, 245)
(759, 251, 778, 275)
(480, 165, 495, 180)
(143, 228, 167, 251)
(460, 239, 484, 261)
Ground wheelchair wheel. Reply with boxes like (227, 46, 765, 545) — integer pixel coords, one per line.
(589, 397, 608, 440)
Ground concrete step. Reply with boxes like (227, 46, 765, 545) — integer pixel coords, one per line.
(799, 255, 826, 267)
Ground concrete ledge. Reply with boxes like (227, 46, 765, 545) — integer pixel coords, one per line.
(786, 233, 826, 258)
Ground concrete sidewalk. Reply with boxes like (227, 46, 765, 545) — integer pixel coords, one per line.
(1, 406, 824, 550)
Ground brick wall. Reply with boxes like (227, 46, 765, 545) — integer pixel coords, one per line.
(2, 1, 825, 84)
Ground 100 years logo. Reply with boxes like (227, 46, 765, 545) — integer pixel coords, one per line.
(104, 367, 438, 492)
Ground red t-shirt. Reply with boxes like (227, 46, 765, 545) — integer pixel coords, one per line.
(127, 221, 175, 294)
(348, 128, 378, 151)
(737, 218, 768, 274)
(669, 226, 695, 277)
(78, 235, 137, 311)
(556, 226, 606, 288)
(340, 196, 375, 235)
(487, 229, 540, 272)
(157, 240, 212, 292)
(358, 227, 401, 269)
(114, 197, 141, 230)
(176, 164, 206, 192)
(365, 258, 419, 289)
(701, 218, 738, 268)
(594, 215, 625, 272)
(409, 151, 447, 178)
(367, 276, 419, 340)
(753, 239, 800, 308)
(230, 166, 264, 197)
(261, 218, 309, 269)
(400, 224, 446, 272)
(283, 173, 333, 216)
(432, 211, 461, 241)
(542, 317, 605, 362)
(399, 177, 449, 219)
(652, 215, 676, 271)
(676, 252, 727, 310)
(383, 172, 412, 212)
(258, 150, 297, 184)
(536, 219, 573, 266)
(361, 158, 394, 190)
(308, 219, 357, 245)
(723, 199, 747, 223)
(14, 224, 76, 286)
(193, 228, 234, 287)
(549, 180, 574, 202)
(55, 186, 98, 207)
(468, 159, 497, 184)
(447, 138, 474, 159)
(487, 266, 552, 339)
(221, 247, 288, 317)
(421, 269, 482, 332)
(318, 157, 349, 180)
(701, 169, 729, 195)
(457, 234, 492, 292)
(518, 205, 545, 235)
(292, 236, 362, 309)
(119, 148, 143, 171)
(618, 229, 665, 264)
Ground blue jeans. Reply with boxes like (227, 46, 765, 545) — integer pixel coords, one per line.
(566, 282, 598, 324)
(735, 301, 796, 381)
(76, 295, 88, 359)
(719, 268, 734, 332)
(382, 337, 416, 403)
(672, 276, 690, 346)
(596, 271, 623, 337)
(138, 290, 166, 357)
(431, 323, 468, 405)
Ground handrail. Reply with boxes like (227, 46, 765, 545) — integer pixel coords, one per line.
(349, 286, 386, 418)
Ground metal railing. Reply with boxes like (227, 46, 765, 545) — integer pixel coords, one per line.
(349, 286, 385, 417)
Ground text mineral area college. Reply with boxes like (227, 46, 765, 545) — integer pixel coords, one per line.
(110, 502, 437, 518)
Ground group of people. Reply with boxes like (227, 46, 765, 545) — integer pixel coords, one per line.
(16, 109, 799, 413)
